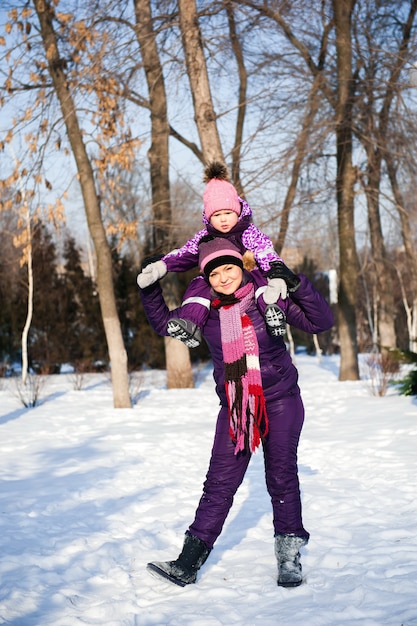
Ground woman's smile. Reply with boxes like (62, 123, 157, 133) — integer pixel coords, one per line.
(208, 264, 243, 294)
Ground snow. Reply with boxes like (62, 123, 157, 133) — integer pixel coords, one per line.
(1, 354, 416, 626)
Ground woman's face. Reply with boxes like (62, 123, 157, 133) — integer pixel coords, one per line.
(208, 263, 243, 295)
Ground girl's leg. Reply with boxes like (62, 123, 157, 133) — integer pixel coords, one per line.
(256, 293, 288, 337)
(256, 293, 288, 317)
(173, 301, 210, 328)
(188, 406, 251, 549)
(263, 393, 310, 540)
(167, 292, 210, 348)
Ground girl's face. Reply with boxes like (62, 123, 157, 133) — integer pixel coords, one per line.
(208, 263, 243, 295)
(209, 210, 239, 233)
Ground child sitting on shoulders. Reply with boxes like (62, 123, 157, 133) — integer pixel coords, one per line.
(137, 161, 291, 347)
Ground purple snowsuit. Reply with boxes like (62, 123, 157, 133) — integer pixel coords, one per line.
(162, 199, 286, 327)
(139, 270, 334, 549)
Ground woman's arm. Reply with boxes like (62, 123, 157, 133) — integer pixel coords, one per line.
(285, 275, 334, 334)
(139, 276, 210, 336)
(139, 283, 178, 337)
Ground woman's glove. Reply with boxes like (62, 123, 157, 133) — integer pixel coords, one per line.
(137, 259, 167, 289)
(263, 277, 288, 303)
(267, 261, 301, 293)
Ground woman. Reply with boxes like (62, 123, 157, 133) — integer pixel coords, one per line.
(138, 236, 334, 588)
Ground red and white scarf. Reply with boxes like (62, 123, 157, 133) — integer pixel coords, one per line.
(212, 282, 269, 455)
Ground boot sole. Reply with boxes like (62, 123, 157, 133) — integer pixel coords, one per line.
(167, 320, 201, 348)
(278, 578, 303, 587)
(146, 562, 189, 587)
(264, 305, 287, 336)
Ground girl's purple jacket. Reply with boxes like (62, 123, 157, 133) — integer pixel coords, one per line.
(139, 270, 334, 407)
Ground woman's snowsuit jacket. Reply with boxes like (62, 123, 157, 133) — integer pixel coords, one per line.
(139, 270, 334, 408)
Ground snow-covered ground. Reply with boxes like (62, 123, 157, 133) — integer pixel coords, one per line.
(0, 354, 416, 626)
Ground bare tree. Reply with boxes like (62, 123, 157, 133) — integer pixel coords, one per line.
(33, 0, 131, 407)
(353, 0, 417, 351)
(386, 155, 417, 352)
(236, 0, 360, 378)
(225, 1, 246, 193)
(275, 74, 327, 253)
(178, 0, 225, 164)
(133, 0, 194, 389)
(332, 0, 360, 380)
(10, 146, 34, 386)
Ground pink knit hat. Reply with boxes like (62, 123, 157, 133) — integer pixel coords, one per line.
(203, 162, 241, 221)
(198, 236, 243, 277)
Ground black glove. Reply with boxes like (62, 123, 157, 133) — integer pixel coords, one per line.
(267, 261, 301, 292)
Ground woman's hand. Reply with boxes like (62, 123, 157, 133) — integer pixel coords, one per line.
(137, 258, 167, 289)
(264, 277, 288, 303)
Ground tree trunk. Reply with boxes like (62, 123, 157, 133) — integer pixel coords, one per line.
(133, 0, 172, 254)
(178, 0, 225, 163)
(226, 2, 246, 194)
(332, 0, 360, 380)
(362, 158, 396, 349)
(134, 0, 194, 388)
(12, 147, 33, 386)
(386, 155, 417, 352)
(34, 0, 131, 407)
(276, 77, 323, 252)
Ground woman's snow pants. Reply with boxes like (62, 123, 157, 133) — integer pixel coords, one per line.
(188, 392, 310, 549)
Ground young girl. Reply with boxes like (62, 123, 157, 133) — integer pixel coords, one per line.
(137, 162, 290, 347)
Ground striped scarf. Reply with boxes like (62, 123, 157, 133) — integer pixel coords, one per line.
(212, 282, 269, 455)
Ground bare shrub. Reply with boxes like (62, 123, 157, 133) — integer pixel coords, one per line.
(13, 374, 48, 407)
(68, 363, 87, 391)
(361, 350, 400, 397)
(129, 370, 145, 405)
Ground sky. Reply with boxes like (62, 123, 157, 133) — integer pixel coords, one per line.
(1, 352, 416, 626)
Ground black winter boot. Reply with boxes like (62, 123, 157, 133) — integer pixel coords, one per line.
(146, 532, 211, 587)
(167, 318, 202, 348)
(275, 533, 307, 587)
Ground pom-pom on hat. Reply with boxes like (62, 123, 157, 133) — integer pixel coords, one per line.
(198, 235, 244, 277)
(203, 162, 241, 221)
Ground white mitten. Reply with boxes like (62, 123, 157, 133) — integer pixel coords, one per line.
(137, 260, 167, 288)
(263, 277, 288, 303)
